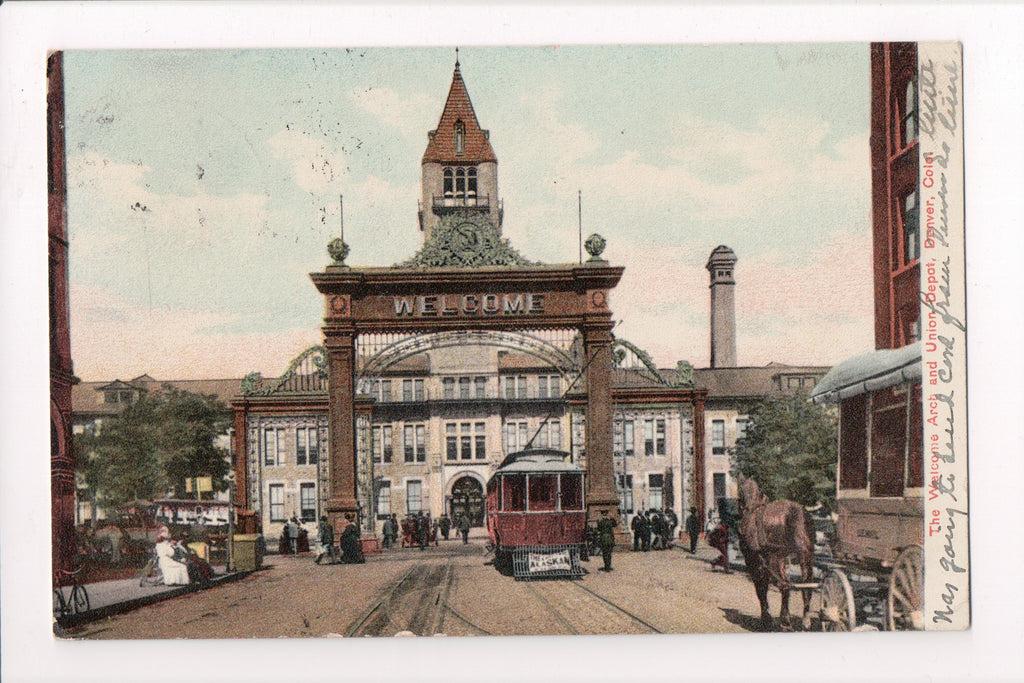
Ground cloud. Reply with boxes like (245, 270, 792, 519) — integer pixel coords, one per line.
(348, 87, 435, 138)
(582, 113, 868, 225)
(70, 285, 321, 380)
(267, 127, 349, 194)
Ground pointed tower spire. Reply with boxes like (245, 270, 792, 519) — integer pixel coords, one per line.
(418, 57, 502, 240)
(422, 60, 496, 164)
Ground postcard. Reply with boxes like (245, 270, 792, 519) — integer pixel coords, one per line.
(5, 4, 1016, 683)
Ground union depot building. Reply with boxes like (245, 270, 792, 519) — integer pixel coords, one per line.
(71, 59, 828, 543)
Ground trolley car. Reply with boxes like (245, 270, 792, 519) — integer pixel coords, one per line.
(810, 343, 924, 631)
(485, 449, 587, 579)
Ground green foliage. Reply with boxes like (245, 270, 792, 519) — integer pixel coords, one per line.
(74, 385, 232, 510)
(730, 393, 838, 508)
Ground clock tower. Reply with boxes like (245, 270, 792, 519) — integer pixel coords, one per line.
(419, 56, 502, 241)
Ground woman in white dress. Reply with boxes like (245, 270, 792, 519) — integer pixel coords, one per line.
(155, 534, 190, 585)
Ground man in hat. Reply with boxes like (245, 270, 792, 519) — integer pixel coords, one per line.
(596, 509, 617, 572)
(685, 506, 700, 553)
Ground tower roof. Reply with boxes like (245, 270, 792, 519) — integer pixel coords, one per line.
(422, 61, 497, 164)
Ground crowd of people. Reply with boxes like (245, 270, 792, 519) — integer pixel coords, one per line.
(299, 503, 735, 575)
(628, 507, 679, 552)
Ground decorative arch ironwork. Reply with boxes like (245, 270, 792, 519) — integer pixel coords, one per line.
(612, 338, 694, 388)
(355, 329, 581, 392)
(241, 345, 329, 397)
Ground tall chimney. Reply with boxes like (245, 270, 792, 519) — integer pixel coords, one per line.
(706, 245, 738, 368)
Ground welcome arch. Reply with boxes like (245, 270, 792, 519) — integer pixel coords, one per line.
(311, 255, 624, 534)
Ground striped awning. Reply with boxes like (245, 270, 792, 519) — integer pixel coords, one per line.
(810, 343, 921, 404)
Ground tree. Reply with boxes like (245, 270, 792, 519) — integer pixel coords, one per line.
(730, 393, 838, 508)
(74, 384, 232, 512)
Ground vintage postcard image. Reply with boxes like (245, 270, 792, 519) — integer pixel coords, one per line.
(46, 41, 969, 644)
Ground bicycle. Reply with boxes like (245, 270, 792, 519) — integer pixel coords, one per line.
(52, 567, 90, 619)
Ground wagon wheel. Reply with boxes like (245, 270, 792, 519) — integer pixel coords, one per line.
(887, 545, 924, 631)
(819, 569, 856, 632)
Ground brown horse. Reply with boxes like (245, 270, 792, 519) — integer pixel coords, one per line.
(736, 477, 815, 630)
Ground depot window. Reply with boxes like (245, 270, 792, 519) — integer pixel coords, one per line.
(406, 481, 422, 514)
(403, 424, 426, 463)
(377, 481, 391, 517)
(264, 427, 286, 467)
(299, 483, 316, 522)
(268, 484, 284, 522)
(712, 420, 726, 455)
(296, 426, 318, 466)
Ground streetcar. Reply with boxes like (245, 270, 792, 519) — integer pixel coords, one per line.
(485, 449, 587, 579)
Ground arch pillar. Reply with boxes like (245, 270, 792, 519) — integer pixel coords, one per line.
(582, 320, 617, 520)
(324, 324, 360, 535)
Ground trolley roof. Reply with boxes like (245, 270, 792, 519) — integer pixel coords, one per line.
(492, 449, 582, 474)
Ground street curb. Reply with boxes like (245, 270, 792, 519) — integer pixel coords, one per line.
(53, 568, 259, 635)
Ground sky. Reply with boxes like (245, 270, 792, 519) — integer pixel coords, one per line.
(64, 44, 873, 381)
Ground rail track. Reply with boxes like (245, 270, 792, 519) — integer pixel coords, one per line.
(525, 579, 662, 635)
(345, 558, 492, 637)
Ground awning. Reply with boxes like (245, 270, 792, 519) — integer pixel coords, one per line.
(810, 343, 921, 404)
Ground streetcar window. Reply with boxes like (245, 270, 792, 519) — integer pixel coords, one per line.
(502, 476, 525, 511)
(560, 473, 583, 511)
(528, 475, 557, 512)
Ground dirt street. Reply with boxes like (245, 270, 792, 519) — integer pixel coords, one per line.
(71, 539, 796, 639)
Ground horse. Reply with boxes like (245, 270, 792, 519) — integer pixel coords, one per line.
(736, 477, 815, 631)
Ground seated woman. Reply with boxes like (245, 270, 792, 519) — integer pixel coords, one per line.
(155, 533, 190, 585)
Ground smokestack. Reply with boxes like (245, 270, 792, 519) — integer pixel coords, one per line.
(706, 245, 738, 368)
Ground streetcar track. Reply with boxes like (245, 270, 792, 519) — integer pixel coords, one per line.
(345, 558, 456, 638)
(524, 581, 579, 635)
(525, 578, 663, 635)
(443, 604, 494, 636)
(568, 581, 663, 634)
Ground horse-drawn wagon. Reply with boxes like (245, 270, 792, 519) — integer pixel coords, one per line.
(809, 344, 924, 631)
(739, 344, 923, 631)
(811, 343, 923, 631)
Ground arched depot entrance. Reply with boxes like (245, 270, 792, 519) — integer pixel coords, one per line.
(449, 476, 485, 527)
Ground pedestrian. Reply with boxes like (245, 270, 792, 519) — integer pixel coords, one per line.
(596, 509, 616, 572)
(416, 512, 429, 550)
(664, 507, 678, 546)
(457, 513, 470, 544)
(381, 515, 393, 549)
(315, 515, 334, 564)
(288, 516, 301, 554)
(630, 513, 642, 551)
(685, 506, 699, 553)
(389, 514, 399, 548)
(649, 509, 664, 550)
(708, 523, 730, 573)
(278, 519, 292, 555)
(339, 514, 364, 564)
(640, 511, 651, 552)
(439, 514, 451, 541)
